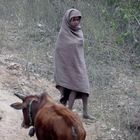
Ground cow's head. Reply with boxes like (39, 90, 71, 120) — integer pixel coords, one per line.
(10, 93, 39, 128)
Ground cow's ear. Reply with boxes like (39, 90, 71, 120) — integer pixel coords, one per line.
(10, 102, 23, 110)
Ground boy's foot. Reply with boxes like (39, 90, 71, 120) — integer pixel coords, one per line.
(83, 114, 95, 120)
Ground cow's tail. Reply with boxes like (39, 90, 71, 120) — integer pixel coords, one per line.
(53, 105, 81, 126)
(72, 126, 78, 140)
(53, 105, 86, 140)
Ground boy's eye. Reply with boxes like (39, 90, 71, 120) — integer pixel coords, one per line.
(71, 17, 80, 22)
(73, 19, 80, 21)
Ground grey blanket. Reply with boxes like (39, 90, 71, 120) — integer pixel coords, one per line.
(54, 9, 90, 94)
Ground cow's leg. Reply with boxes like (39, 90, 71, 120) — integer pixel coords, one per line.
(68, 91, 77, 110)
(82, 94, 94, 120)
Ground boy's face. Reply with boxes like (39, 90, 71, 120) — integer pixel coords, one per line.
(70, 16, 81, 28)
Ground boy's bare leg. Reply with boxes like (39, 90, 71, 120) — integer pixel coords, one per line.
(82, 94, 94, 120)
(68, 91, 77, 110)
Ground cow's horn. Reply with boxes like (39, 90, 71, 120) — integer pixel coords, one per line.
(14, 93, 25, 100)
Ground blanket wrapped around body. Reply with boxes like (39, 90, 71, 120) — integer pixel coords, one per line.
(54, 9, 90, 95)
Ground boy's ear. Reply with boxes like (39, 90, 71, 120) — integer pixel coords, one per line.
(10, 102, 23, 110)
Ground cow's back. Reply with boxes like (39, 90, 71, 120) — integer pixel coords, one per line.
(35, 104, 86, 140)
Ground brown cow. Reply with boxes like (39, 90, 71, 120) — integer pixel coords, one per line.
(10, 92, 86, 140)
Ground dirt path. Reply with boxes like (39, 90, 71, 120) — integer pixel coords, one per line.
(0, 54, 98, 140)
